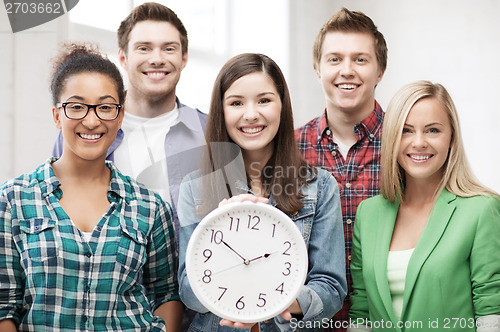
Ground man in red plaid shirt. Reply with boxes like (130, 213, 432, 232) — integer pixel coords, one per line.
(295, 7, 387, 331)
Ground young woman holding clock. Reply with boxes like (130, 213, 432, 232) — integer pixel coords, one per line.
(177, 53, 347, 331)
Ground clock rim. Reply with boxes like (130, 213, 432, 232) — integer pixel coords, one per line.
(185, 201, 308, 323)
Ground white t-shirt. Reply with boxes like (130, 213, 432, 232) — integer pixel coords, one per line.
(387, 248, 415, 321)
(113, 106, 179, 205)
(330, 131, 353, 160)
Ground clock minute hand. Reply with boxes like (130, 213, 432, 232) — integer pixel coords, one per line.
(221, 240, 250, 265)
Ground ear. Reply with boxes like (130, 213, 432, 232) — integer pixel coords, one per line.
(315, 69, 321, 80)
(180, 52, 188, 71)
(118, 48, 128, 70)
(376, 69, 385, 85)
(52, 107, 62, 130)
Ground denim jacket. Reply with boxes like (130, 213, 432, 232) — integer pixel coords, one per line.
(177, 167, 347, 332)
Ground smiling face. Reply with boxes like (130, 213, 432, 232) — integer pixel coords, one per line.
(317, 31, 384, 121)
(119, 20, 187, 103)
(397, 97, 452, 186)
(223, 72, 281, 163)
(52, 72, 124, 163)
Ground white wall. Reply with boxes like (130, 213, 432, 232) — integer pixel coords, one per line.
(0, 7, 66, 182)
(1, 0, 499, 192)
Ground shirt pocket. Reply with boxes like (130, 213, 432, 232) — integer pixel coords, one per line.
(116, 223, 147, 272)
(19, 217, 59, 263)
(290, 201, 315, 245)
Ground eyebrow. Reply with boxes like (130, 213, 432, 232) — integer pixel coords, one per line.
(404, 122, 444, 128)
(132, 41, 181, 47)
(225, 91, 276, 100)
(65, 95, 118, 102)
(326, 51, 373, 57)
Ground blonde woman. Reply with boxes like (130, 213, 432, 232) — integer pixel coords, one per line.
(349, 81, 500, 331)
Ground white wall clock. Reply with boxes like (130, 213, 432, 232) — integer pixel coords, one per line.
(186, 201, 308, 323)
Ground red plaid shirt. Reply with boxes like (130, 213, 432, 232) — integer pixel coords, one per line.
(295, 102, 384, 331)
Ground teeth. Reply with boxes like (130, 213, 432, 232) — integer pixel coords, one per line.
(338, 84, 357, 90)
(241, 127, 264, 134)
(147, 72, 166, 78)
(410, 155, 430, 160)
(80, 133, 101, 140)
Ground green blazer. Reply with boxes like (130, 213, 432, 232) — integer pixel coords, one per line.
(349, 189, 500, 331)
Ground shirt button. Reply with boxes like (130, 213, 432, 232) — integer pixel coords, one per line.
(96, 226, 102, 232)
(326, 129, 331, 136)
(345, 182, 352, 189)
(346, 219, 352, 225)
(317, 135, 321, 141)
(348, 255, 352, 261)
(86, 252, 92, 258)
(369, 133, 375, 139)
(331, 150, 337, 157)
(82, 316, 87, 322)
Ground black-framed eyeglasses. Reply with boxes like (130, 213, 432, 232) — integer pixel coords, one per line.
(56, 102, 122, 120)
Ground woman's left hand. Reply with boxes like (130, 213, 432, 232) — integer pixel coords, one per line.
(218, 194, 269, 208)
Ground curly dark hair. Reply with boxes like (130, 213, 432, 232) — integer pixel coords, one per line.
(50, 42, 125, 106)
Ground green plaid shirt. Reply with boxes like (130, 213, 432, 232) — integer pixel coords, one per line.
(0, 159, 179, 331)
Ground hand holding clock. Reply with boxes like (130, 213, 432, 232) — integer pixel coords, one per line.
(218, 194, 269, 207)
(186, 195, 309, 325)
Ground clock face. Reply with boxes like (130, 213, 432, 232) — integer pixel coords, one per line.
(186, 201, 308, 323)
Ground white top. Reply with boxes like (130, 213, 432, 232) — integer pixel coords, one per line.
(80, 231, 92, 242)
(387, 248, 414, 321)
(70, 219, 94, 242)
(330, 131, 354, 159)
(113, 106, 179, 205)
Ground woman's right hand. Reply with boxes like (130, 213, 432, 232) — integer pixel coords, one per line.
(218, 194, 269, 207)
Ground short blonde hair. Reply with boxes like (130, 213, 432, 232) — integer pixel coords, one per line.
(381, 80, 497, 203)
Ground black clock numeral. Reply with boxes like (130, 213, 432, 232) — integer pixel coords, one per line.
(275, 282, 284, 294)
(283, 262, 291, 276)
(229, 217, 240, 231)
(202, 249, 212, 263)
(257, 293, 267, 307)
(210, 230, 223, 244)
(202, 270, 212, 283)
(235, 296, 245, 310)
(247, 215, 260, 230)
(283, 241, 292, 255)
(272, 224, 276, 238)
(218, 287, 227, 300)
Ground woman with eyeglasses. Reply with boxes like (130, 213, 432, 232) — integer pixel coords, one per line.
(0, 43, 182, 331)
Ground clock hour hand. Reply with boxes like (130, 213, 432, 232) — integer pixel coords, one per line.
(247, 250, 278, 263)
(221, 240, 250, 265)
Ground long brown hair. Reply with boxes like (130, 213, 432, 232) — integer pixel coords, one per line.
(203, 53, 315, 214)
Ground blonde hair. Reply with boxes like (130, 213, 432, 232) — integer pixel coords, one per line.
(381, 80, 497, 203)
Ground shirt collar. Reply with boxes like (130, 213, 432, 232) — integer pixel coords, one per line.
(175, 98, 204, 133)
(38, 158, 129, 204)
(354, 101, 384, 142)
(37, 158, 62, 199)
(317, 100, 384, 144)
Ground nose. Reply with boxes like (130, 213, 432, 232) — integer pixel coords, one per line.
(82, 107, 101, 128)
(149, 48, 165, 66)
(242, 104, 259, 122)
(340, 60, 354, 77)
(412, 132, 428, 149)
